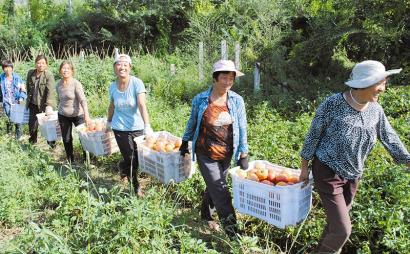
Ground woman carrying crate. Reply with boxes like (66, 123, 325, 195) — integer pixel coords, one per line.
(299, 60, 410, 253)
(56, 60, 91, 163)
(26, 54, 57, 147)
(107, 54, 153, 198)
(180, 59, 249, 238)
(0, 60, 27, 140)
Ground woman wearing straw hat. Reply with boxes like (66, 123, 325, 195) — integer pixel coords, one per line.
(299, 60, 410, 253)
(180, 59, 249, 238)
(107, 53, 153, 198)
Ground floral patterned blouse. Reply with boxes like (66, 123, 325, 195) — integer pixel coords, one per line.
(300, 93, 410, 180)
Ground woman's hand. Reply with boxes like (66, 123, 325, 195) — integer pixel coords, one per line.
(300, 158, 310, 186)
(144, 123, 153, 135)
(84, 115, 91, 127)
(237, 154, 249, 169)
(179, 141, 189, 157)
(299, 168, 310, 185)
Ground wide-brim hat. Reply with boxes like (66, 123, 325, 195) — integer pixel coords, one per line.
(213, 59, 244, 77)
(114, 54, 132, 65)
(345, 60, 402, 88)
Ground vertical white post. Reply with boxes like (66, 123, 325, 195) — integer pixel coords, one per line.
(254, 62, 261, 93)
(114, 48, 119, 59)
(199, 42, 204, 81)
(170, 64, 176, 76)
(67, 0, 73, 15)
(221, 40, 228, 60)
(234, 42, 240, 70)
(79, 49, 85, 62)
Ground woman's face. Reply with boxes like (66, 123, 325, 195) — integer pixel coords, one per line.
(2, 66, 13, 76)
(114, 57, 131, 78)
(214, 72, 235, 92)
(60, 64, 73, 79)
(35, 59, 47, 73)
(361, 78, 387, 102)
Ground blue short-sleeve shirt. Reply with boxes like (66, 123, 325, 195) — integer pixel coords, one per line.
(109, 76, 146, 131)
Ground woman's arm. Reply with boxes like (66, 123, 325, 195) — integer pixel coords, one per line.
(107, 100, 114, 123)
(182, 96, 199, 142)
(237, 96, 249, 157)
(299, 158, 310, 183)
(45, 72, 56, 108)
(76, 81, 91, 125)
(377, 108, 410, 165)
(137, 92, 152, 134)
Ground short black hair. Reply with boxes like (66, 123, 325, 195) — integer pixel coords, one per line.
(212, 71, 236, 81)
(35, 54, 48, 64)
(1, 59, 13, 69)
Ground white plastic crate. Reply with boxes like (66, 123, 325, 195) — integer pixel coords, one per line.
(230, 160, 312, 228)
(10, 103, 29, 124)
(134, 131, 195, 184)
(36, 112, 62, 141)
(75, 122, 119, 156)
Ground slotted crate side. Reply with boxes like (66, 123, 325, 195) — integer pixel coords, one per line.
(76, 123, 119, 156)
(37, 112, 62, 141)
(135, 131, 194, 184)
(231, 160, 312, 228)
(137, 144, 189, 184)
(10, 104, 29, 124)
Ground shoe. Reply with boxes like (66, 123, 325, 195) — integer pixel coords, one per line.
(221, 214, 239, 240)
(120, 176, 129, 184)
(135, 187, 144, 198)
(200, 190, 216, 221)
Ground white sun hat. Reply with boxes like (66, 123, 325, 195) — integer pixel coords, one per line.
(213, 59, 244, 77)
(114, 54, 132, 65)
(345, 60, 402, 88)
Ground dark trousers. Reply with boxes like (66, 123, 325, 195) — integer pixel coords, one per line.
(58, 113, 85, 162)
(312, 158, 360, 253)
(28, 103, 55, 147)
(113, 129, 143, 190)
(6, 122, 22, 139)
(3, 103, 22, 139)
(196, 154, 237, 233)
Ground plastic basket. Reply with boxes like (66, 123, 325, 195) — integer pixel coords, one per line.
(10, 103, 29, 124)
(229, 160, 312, 228)
(36, 112, 62, 141)
(75, 122, 119, 156)
(134, 131, 195, 184)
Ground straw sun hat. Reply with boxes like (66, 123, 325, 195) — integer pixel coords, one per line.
(345, 60, 402, 88)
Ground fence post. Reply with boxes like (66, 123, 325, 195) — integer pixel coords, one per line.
(170, 64, 176, 76)
(79, 49, 85, 62)
(199, 42, 204, 81)
(221, 40, 228, 60)
(254, 62, 261, 94)
(234, 42, 240, 70)
(114, 48, 119, 59)
(67, 0, 73, 15)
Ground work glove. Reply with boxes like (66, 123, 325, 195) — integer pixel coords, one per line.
(105, 121, 112, 132)
(237, 156, 249, 170)
(179, 140, 189, 157)
(144, 123, 153, 135)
